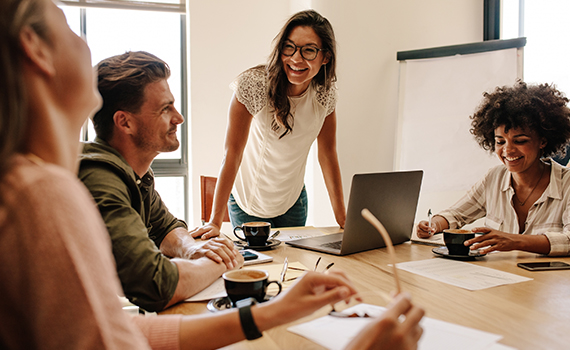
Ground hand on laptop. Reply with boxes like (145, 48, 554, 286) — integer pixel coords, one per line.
(336, 211, 346, 229)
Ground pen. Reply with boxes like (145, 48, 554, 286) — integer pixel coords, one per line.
(269, 230, 281, 240)
(427, 209, 433, 234)
(361, 208, 402, 294)
(324, 262, 334, 272)
(287, 266, 307, 272)
(314, 257, 321, 271)
(280, 257, 288, 283)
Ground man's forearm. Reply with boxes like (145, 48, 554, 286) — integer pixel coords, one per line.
(160, 227, 196, 259)
(165, 257, 227, 308)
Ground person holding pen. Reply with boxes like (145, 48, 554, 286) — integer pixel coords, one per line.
(417, 81, 570, 256)
(0, 0, 424, 348)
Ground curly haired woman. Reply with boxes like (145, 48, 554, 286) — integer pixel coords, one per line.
(417, 81, 570, 256)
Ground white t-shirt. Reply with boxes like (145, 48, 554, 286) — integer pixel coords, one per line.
(231, 67, 337, 217)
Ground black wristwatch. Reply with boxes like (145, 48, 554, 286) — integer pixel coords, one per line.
(236, 297, 263, 340)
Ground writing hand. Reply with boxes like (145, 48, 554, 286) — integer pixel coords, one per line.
(257, 271, 359, 327)
(416, 220, 434, 238)
(345, 292, 424, 350)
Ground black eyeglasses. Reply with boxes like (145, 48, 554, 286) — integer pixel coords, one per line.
(281, 41, 325, 61)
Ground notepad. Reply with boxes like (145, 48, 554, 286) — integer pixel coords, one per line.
(411, 231, 445, 246)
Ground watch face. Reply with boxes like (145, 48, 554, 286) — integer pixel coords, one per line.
(235, 297, 258, 308)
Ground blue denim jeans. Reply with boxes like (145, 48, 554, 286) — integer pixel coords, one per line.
(228, 186, 308, 228)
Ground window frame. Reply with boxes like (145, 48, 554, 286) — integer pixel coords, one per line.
(64, 2, 190, 221)
(484, 0, 501, 40)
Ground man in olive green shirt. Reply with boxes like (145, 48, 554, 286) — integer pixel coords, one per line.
(79, 51, 243, 312)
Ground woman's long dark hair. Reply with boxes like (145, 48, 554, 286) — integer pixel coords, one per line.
(0, 0, 47, 177)
(265, 9, 337, 138)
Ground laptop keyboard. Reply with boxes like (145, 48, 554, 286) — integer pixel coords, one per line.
(320, 241, 342, 250)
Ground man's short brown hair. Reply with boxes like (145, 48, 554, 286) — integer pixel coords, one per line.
(93, 51, 170, 141)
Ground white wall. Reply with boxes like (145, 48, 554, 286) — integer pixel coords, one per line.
(186, 0, 483, 228)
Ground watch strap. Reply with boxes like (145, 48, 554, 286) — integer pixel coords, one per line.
(237, 298, 263, 340)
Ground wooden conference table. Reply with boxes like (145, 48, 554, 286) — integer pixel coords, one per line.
(160, 227, 570, 349)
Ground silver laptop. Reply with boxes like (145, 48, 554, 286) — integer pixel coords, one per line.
(286, 170, 423, 255)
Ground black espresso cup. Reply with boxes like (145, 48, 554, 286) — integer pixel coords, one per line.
(233, 222, 271, 246)
(443, 229, 476, 256)
(222, 269, 282, 306)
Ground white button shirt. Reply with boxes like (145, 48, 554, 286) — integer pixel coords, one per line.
(438, 159, 570, 256)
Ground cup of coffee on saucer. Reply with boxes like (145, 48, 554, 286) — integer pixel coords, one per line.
(233, 222, 271, 247)
(222, 269, 282, 307)
(443, 229, 475, 256)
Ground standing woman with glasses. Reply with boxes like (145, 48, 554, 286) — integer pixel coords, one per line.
(193, 9, 346, 238)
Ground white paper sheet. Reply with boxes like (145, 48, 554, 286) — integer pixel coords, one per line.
(276, 227, 329, 242)
(185, 261, 308, 302)
(396, 259, 532, 291)
(288, 304, 505, 350)
(186, 278, 226, 301)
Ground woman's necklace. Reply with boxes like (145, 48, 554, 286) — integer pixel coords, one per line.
(514, 163, 545, 206)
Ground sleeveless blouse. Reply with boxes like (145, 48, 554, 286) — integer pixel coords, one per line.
(231, 67, 337, 217)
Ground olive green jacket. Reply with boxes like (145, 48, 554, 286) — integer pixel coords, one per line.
(78, 138, 187, 312)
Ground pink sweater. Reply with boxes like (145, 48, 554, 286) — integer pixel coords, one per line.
(0, 155, 181, 349)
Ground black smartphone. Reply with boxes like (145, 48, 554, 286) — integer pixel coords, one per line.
(241, 250, 258, 261)
(517, 261, 570, 271)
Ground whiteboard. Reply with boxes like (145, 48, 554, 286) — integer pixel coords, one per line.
(395, 44, 523, 222)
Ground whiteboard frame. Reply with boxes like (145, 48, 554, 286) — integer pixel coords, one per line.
(395, 39, 526, 225)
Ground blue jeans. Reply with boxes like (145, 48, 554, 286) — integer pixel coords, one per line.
(228, 186, 308, 228)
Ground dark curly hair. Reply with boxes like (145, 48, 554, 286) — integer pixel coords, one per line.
(470, 81, 570, 159)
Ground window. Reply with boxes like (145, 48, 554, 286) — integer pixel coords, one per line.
(60, 1, 189, 221)
(499, 0, 570, 164)
(500, 0, 570, 93)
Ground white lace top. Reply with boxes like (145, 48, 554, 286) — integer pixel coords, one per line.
(231, 67, 337, 217)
